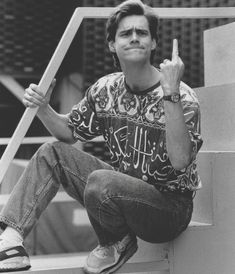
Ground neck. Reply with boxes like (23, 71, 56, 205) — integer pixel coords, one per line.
(122, 62, 160, 92)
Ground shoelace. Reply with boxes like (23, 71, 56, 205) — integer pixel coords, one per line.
(93, 245, 112, 258)
(115, 235, 130, 253)
(94, 235, 130, 257)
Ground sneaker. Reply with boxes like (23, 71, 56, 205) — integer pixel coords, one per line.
(83, 234, 138, 274)
(0, 239, 31, 272)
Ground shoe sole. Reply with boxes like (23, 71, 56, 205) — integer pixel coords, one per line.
(100, 239, 138, 274)
(0, 265, 31, 273)
(0, 257, 31, 272)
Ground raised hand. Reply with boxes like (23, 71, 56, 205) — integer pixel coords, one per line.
(23, 79, 56, 108)
(159, 39, 185, 95)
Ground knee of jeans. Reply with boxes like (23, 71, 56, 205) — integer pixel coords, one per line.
(85, 170, 113, 202)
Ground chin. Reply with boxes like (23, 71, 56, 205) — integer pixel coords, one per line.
(124, 53, 146, 61)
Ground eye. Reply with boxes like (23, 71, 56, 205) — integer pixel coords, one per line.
(119, 31, 131, 37)
(120, 32, 128, 37)
(136, 30, 149, 36)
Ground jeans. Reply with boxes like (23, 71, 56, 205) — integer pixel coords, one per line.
(0, 141, 193, 245)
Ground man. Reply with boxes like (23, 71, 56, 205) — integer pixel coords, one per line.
(0, 0, 203, 273)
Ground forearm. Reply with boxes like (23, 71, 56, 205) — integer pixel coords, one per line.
(164, 100, 192, 170)
(37, 105, 76, 144)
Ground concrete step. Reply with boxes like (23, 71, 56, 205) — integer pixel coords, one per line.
(8, 220, 211, 274)
(7, 223, 208, 274)
(12, 252, 169, 274)
(195, 82, 235, 151)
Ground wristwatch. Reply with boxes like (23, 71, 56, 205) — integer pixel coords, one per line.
(163, 93, 180, 103)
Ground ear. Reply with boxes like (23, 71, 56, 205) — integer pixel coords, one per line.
(109, 41, 116, 53)
(151, 39, 157, 50)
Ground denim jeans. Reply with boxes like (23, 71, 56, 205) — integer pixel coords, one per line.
(0, 141, 193, 245)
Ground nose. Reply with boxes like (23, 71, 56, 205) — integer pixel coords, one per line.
(130, 31, 139, 42)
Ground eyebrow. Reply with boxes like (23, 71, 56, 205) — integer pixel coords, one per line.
(118, 27, 149, 34)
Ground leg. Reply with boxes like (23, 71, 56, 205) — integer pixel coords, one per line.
(85, 169, 193, 245)
(83, 169, 193, 274)
(0, 141, 113, 238)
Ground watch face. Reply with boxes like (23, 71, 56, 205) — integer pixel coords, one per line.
(171, 93, 180, 102)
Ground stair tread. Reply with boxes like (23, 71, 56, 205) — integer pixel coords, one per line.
(30, 252, 87, 269)
(5, 223, 211, 274)
(21, 220, 211, 272)
(15, 252, 169, 274)
(189, 220, 212, 227)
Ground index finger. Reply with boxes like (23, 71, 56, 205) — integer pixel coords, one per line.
(172, 39, 179, 62)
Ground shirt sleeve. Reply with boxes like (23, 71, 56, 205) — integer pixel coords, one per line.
(68, 85, 102, 142)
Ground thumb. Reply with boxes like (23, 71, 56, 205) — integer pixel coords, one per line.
(47, 78, 56, 97)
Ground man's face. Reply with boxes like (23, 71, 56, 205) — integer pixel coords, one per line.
(109, 15, 156, 67)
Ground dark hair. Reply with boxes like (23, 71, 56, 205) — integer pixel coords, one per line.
(106, 0, 159, 69)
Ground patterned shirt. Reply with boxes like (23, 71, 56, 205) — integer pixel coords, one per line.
(68, 72, 203, 192)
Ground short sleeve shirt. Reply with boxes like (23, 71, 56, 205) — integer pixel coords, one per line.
(68, 72, 203, 192)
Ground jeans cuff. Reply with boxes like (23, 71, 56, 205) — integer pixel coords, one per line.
(0, 216, 24, 238)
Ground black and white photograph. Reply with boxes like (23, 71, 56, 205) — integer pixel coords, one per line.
(0, 1, 234, 273)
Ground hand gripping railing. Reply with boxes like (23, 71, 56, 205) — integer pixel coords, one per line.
(1, 7, 235, 183)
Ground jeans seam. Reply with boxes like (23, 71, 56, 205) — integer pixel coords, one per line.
(100, 195, 165, 211)
(59, 161, 87, 185)
(98, 195, 192, 242)
(20, 159, 88, 233)
(20, 161, 59, 230)
(20, 158, 88, 229)
(98, 195, 165, 227)
(59, 161, 87, 204)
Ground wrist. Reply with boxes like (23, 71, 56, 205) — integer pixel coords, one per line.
(38, 104, 51, 116)
(161, 84, 180, 96)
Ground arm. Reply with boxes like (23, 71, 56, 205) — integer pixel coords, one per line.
(160, 39, 192, 170)
(163, 97, 192, 170)
(23, 79, 76, 144)
(37, 106, 76, 144)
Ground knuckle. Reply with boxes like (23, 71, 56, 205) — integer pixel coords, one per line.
(30, 83, 38, 92)
(25, 88, 30, 94)
(24, 93, 29, 100)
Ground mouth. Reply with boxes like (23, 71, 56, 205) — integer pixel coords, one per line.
(126, 47, 144, 50)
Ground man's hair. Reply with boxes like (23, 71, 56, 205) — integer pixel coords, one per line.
(106, 0, 159, 69)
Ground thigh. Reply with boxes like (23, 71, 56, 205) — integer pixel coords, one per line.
(41, 141, 114, 203)
(94, 170, 193, 243)
(49, 141, 113, 178)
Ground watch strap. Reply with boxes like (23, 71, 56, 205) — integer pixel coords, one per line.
(163, 93, 180, 103)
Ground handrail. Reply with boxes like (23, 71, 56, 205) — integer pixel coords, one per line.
(80, 7, 235, 19)
(0, 136, 103, 146)
(0, 8, 84, 183)
(0, 75, 25, 102)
